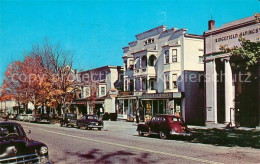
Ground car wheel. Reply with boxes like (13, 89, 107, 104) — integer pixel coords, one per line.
(159, 131, 167, 139)
(98, 128, 101, 131)
(138, 130, 144, 136)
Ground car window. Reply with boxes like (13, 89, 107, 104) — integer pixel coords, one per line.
(87, 116, 97, 119)
(162, 117, 166, 122)
(0, 125, 26, 138)
(151, 117, 156, 122)
(172, 117, 181, 122)
(156, 117, 160, 121)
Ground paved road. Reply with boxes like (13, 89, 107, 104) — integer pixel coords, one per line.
(14, 120, 260, 164)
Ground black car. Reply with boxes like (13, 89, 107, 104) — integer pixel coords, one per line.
(34, 114, 51, 124)
(76, 115, 103, 130)
(0, 121, 50, 163)
(60, 113, 77, 127)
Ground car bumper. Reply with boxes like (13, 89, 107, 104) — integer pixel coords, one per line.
(38, 156, 51, 164)
(170, 131, 191, 136)
(87, 125, 103, 128)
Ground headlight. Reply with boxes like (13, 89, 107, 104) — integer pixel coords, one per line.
(40, 146, 48, 155)
(68, 119, 70, 121)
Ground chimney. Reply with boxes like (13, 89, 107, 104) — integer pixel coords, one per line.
(208, 20, 215, 30)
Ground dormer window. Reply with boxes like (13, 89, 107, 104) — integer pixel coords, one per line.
(144, 38, 155, 45)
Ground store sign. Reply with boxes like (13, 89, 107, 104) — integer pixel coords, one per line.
(205, 21, 260, 54)
(141, 92, 182, 99)
(72, 101, 86, 105)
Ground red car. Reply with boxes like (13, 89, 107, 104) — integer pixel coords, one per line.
(137, 114, 191, 139)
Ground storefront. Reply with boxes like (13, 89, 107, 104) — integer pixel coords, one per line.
(140, 92, 183, 121)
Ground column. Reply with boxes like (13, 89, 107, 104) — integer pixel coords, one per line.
(140, 77, 142, 91)
(224, 57, 235, 125)
(147, 76, 150, 90)
(205, 59, 217, 124)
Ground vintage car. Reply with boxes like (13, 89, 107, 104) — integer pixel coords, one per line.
(16, 114, 25, 121)
(33, 114, 51, 124)
(0, 121, 50, 163)
(8, 114, 18, 120)
(60, 113, 77, 127)
(76, 115, 103, 130)
(137, 114, 191, 139)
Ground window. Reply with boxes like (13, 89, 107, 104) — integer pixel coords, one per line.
(150, 79, 155, 90)
(85, 87, 90, 97)
(101, 87, 106, 95)
(199, 56, 204, 63)
(124, 60, 127, 70)
(172, 74, 178, 88)
(165, 74, 169, 89)
(125, 80, 128, 91)
(165, 50, 169, 64)
(172, 49, 177, 62)
(101, 71, 106, 80)
(129, 59, 134, 70)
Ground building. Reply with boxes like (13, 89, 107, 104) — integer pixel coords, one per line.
(119, 25, 205, 125)
(204, 14, 260, 127)
(71, 66, 123, 118)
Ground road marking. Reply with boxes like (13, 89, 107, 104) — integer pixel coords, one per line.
(39, 129, 223, 164)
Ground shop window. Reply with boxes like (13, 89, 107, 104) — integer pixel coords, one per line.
(172, 74, 178, 88)
(172, 49, 177, 62)
(165, 74, 169, 89)
(165, 50, 169, 64)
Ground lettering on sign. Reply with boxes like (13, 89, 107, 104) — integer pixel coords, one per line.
(215, 27, 260, 43)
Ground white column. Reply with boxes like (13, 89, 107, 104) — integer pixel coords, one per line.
(213, 60, 218, 124)
(140, 77, 142, 91)
(224, 58, 235, 125)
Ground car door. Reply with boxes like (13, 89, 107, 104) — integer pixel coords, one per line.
(149, 117, 157, 133)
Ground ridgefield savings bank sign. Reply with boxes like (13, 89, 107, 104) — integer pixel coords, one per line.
(215, 27, 260, 43)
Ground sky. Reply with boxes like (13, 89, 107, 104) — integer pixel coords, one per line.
(0, 0, 259, 85)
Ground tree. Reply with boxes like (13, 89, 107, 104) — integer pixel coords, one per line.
(220, 37, 260, 74)
(30, 41, 79, 116)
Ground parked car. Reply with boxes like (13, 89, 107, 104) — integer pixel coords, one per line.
(23, 114, 31, 122)
(8, 114, 17, 120)
(76, 114, 103, 130)
(60, 113, 77, 127)
(34, 114, 51, 124)
(16, 114, 25, 121)
(137, 114, 191, 139)
(0, 121, 50, 163)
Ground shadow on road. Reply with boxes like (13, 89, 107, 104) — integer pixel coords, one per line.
(136, 128, 260, 149)
(60, 149, 158, 164)
(188, 128, 260, 149)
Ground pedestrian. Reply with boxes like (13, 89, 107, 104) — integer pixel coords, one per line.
(136, 110, 139, 124)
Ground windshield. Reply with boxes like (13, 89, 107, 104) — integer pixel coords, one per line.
(66, 113, 76, 118)
(0, 124, 26, 138)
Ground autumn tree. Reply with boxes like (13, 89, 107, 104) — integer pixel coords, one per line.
(30, 41, 79, 116)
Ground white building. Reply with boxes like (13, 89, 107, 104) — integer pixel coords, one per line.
(119, 25, 205, 124)
(72, 66, 123, 118)
(204, 14, 260, 127)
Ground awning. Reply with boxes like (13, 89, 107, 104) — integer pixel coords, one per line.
(140, 92, 183, 99)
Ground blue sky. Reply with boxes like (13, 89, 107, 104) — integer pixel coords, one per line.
(0, 0, 259, 84)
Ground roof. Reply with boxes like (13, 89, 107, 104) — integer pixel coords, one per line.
(155, 114, 182, 118)
(0, 121, 20, 125)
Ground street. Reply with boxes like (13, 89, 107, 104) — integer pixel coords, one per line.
(14, 120, 260, 164)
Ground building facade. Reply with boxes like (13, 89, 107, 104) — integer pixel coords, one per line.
(204, 14, 260, 127)
(72, 66, 123, 118)
(119, 25, 205, 125)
